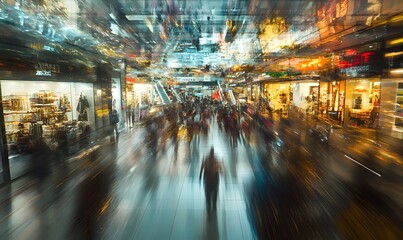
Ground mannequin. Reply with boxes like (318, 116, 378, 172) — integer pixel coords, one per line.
(77, 93, 90, 121)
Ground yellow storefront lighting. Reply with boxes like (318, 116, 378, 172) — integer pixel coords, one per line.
(389, 38, 403, 46)
(391, 15, 403, 23)
(390, 68, 403, 74)
(385, 51, 403, 57)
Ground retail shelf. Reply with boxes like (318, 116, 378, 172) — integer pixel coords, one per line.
(30, 103, 56, 106)
(3, 111, 32, 115)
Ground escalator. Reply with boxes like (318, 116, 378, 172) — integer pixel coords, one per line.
(228, 89, 237, 105)
(171, 88, 182, 103)
(217, 81, 225, 104)
(154, 81, 171, 104)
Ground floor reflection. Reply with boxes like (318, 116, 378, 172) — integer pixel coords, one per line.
(0, 104, 402, 240)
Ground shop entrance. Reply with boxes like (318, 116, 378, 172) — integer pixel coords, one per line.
(346, 79, 380, 128)
(1, 80, 95, 179)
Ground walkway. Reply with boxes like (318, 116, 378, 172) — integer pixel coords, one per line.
(0, 114, 401, 239)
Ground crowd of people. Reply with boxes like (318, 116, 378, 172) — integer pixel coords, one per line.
(140, 96, 280, 158)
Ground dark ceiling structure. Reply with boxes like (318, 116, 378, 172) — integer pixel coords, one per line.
(1, 0, 403, 72)
(111, 0, 403, 70)
(112, 0, 320, 68)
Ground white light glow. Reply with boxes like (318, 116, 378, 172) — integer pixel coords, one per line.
(133, 84, 152, 93)
(390, 68, 403, 74)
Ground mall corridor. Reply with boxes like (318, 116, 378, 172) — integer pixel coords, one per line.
(0, 111, 401, 240)
(1, 0, 403, 239)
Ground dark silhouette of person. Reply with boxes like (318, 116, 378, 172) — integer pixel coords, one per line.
(110, 108, 119, 143)
(199, 147, 222, 211)
(354, 96, 362, 109)
(70, 146, 116, 240)
(29, 138, 54, 180)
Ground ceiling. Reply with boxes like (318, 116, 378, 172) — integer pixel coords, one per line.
(1, 0, 403, 73)
(112, 0, 323, 70)
(113, 0, 403, 71)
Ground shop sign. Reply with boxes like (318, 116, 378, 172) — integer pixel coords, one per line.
(43, 45, 56, 52)
(35, 62, 60, 76)
(30, 43, 56, 52)
(126, 77, 137, 83)
(35, 71, 52, 76)
(30, 43, 45, 51)
(176, 77, 201, 82)
(264, 72, 288, 78)
(354, 87, 368, 93)
(340, 65, 371, 76)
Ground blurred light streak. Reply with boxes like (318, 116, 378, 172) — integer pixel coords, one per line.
(344, 155, 381, 177)
(389, 37, 403, 46)
(385, 51, 403, 57)
(100, 198, 112, 215)
(390, 68, 403, 74)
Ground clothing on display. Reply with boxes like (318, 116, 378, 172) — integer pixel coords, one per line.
(77, 94, 90, 121)
(1, 81, 97, 160)
(58, 95, 71, 112)
(29, 122, 43, 139)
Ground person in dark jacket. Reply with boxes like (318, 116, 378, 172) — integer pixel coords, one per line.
(110, 109, 119, 143)
(200, 147, 222, 211)
(29, 138, 54, 180)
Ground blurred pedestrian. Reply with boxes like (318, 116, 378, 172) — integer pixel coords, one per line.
(110, 108, 119, 143)
(200, 147, 223, 211)
(29, 138, 54, 180)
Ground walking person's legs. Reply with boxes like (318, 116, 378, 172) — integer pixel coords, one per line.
(205, 187, 212, 210)
(212, 188, 218, 210)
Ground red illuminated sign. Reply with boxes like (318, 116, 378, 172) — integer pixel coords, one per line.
(126, 77, 136, 83)
(345, 49, 356, 56)
(338, 51, 376, 69)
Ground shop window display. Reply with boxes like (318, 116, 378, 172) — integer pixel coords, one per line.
(126, 83, 153, 122)
(1, 81, 94, 158)
(265, 84, 291, 113)
(290, 82, 319, 116)
(320, 83, 331, 114)
(77, 93, 90, 121)
(111, 77, 122, 130)
(346, 79, 380, 127)
(378, 79, 403, 139)
(318, 81, 346, 123)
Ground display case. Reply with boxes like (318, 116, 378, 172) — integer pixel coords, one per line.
(2, 90, 75, 154)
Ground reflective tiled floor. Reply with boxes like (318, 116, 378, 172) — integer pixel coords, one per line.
(0, 116, 402, 240)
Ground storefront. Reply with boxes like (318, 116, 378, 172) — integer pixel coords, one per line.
(230, 83, 247, 104)
(379, 79, 403, 139)
(112, 69, 124, 131)
(0, 39, 113, 182)
(263, 82, 292, 113)
(345, 78, 380, 127)
(181, 81, 221, 100)
(126, 81, 155, 123)
(379, 36, 403, 140)
(124, 65, 156, 124)
(319, 80, 346, 123)
(337, 43, 382, 128)
(2, 80, 96, 148)
(292, 81, 319, 115)
(248, 83, 261, 106)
